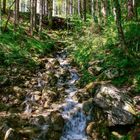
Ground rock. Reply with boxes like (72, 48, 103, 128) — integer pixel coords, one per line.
(18, 127, 40, 139)
(44, 101, 49, 108)
(50, 111, 64, 131)
(42, 111, 64, 140)
(93, 84, 136, 126)
(73, 89, 91, 103)
(83, 99, 93, 114)
(33, 91, 41, 95)
(29, 115, 46, 126)
(0, 75, 10, 86)
(104, 68, 124, 79)
(47, 58, 60, 66)
(86, 122, 95, 136)
(86, 120, 109, 140)
(34, 95, 41, 101)
(133, 95, 140, 114)
(42, 89, 59, 103)
(111, 131, 123, 139)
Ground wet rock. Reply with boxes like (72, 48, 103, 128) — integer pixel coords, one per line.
(73, 89, 91, 103)
(83, 99, 94, 114)
(29, 115, 46, 126)
(50, 111, 64, 131)
(93, 84, 136, 126)
(18, 127, 40, 139)
(41, 111, 64, 140)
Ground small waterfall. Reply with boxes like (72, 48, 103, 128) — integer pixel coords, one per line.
(22, 48, 88, 140)
(57, 51, 88, 140)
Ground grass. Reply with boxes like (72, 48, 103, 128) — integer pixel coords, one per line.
(67, 18, 140, 93)
(0, 25, 55, 69)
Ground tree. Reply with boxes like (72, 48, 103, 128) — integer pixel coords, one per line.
(30, 0, 35, 36)
(113, 0, 126, 51)
(127, 0, 134, 20)
(48, 0, 53, 28)
(0, 0, 2, 34)
(3, 0, 6, 14)
(14, 0, 19, 30)
(83, 0, 86, 21)
(39, 0, 43, 35)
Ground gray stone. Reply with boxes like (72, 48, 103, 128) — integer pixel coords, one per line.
(93, 84, 136, 126)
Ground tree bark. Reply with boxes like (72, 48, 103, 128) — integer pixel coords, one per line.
(113, 0, 126, 50)
(3, 0, 6, 14)
(0, 0, 2, 34)
(39, 0, 43, 35)
(14, 0, 19, 30)
(30, 0, 36, 36)
(83, 0, 86, 21)
(127, 0, 134, 20)
(48, 0, 53, 28)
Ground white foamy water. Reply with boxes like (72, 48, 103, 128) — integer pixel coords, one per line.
(58, 51, 88, 140)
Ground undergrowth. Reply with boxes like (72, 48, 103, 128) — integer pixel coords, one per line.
(0, 25, 55, 69)
(68, 18, 140, 93)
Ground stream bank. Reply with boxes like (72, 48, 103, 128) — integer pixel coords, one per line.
(0, 42, 139, 140)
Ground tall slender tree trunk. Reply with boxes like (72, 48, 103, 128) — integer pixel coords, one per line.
(48, 0, 53, 28)
(113, 0, 126, 50)
(133, 0, 138, 20)
(39, 0, 43, 35)
(102, 0, 108, 23)
(83, 0, 86, 21)
(14, 0, 19, 30)
(127, 0, 134, 20)
(0, 0, 2, 34)
(78, 0, 81, 17)
(91, 0, 94, 17)
(3, 0, 6, 14)
(69, 0, 72, 16)
(30, 0, 36, 36)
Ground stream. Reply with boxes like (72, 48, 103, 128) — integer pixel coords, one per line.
(57, 50, 88, 140)
(23, 48, 88, 140)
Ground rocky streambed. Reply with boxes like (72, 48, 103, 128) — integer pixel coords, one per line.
(0, 45, 139, 140)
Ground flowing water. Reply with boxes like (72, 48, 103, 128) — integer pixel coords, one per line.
(57, 50, 88, 140)
(23, 48, 88, 140)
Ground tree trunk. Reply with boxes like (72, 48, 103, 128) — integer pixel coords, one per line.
(39, 0, 43, 35)
(83, 0, 86, 21)
(113, 0, 126, 50)
(30, 0, 36, 36)
(133, 0, 139, 20)
(78, 0, 81, 17)
(127, 0, 134, 20)
(14, 0, 19, 30)
(3, 0, 6, 14)
(0, 0, 2, 34)
(48, 0, 53, 28)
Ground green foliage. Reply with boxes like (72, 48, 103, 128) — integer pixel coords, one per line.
(68, 17, 140, 90)
(0, 28, 54, 68)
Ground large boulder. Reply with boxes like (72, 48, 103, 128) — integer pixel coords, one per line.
(93, 84, 136, 126)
